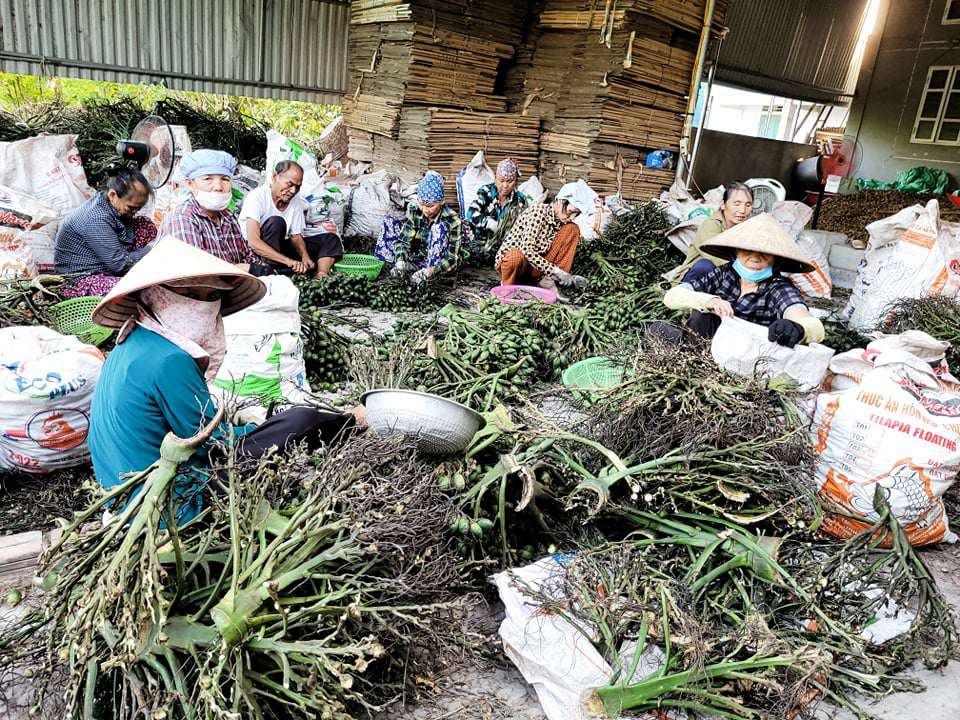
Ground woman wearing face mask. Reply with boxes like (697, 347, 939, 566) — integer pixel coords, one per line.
(661, 213, 824, 348)
(54, 166, 158, 297)
(88, 237, 366, 522)
(464, 158, 529, 259)
(673, 182, 755, 285)
(158, 149, 260, 270)
(375, 170, 464, 286)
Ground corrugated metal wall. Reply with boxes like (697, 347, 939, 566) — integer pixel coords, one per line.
(0, 0, 349, 103)
(717, 0, 871, 104)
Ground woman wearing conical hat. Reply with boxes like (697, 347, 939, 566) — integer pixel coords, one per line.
(661, 213, 825, 347)
(88, 237, 366, 522)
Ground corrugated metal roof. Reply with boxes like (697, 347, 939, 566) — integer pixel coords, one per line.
(0, 0, 349, 103)
(716, 0, 871, 104)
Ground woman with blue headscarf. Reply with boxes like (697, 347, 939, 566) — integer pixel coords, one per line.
(375, 171, 463, 285)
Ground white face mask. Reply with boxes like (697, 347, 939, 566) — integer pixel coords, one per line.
(194, 190, 232, 212)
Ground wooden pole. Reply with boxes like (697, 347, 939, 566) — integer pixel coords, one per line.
(678, 0, 717, 187)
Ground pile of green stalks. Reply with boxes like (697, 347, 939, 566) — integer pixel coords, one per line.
(439, 342, 815, 561)
(881, 296, 960, 369)
(577, 341, 815, 522)
(294, 274, 442, 314)
(577, 204, 683, 294)
(299, 307, 356, 388)
(0, 97, 145, 185)
(823, 319, 872, 355)
(0, 425, 473, 720)
(527, 301, 625, 363)
(439, 341, 959, 716)
(350, 298, 629, 413)
(372, 301, 567, 412)
(583, 283, 682, 333)
(0, 465, 95, 535)
(559, 204, 686, 334)
(0, 96, 266, 187)
(155, 98, 267, 171)
(0, 274, 63, 327)
(517, 498, 957, 719)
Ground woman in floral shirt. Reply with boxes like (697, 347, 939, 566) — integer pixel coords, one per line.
(375, 171, 463, 286)
(495, 198, 588, 291)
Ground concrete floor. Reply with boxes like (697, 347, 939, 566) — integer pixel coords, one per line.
(390, 542, 960, 720)
(826, 542, 960, 720)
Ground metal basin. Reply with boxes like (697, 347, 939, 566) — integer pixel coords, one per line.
(360, 389, 484, 455)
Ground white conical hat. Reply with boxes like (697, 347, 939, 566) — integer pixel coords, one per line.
(92, 236, 266, 329)
(699, 213, 815, 274)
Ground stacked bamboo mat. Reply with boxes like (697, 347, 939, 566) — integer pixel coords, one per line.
(536, 0, 729, 35)
(539, 144, 677, 201)
(345, 0, 539, 192)
(507, 1, 727, 202)
(343, 0, 730, 205)
(346, 22, 513, 117)
(350, 107, 540, 197)
(351, 0, 531, 45)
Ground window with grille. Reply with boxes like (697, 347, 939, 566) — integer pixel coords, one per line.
(944, 0, 960, 24)
(911, 66, 960, 144)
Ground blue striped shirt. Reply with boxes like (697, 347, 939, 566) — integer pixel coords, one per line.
(54, 192, 150, 277)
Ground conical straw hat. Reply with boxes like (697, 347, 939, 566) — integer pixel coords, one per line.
(92, 236, 267, 329)
(699, 213, 815, 274)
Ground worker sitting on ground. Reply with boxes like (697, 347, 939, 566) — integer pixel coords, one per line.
(376, 170, 463, 286)
(158, 149, 259, 270)
(464, 158, 529, 259)
(88, 237, 366, 522)
(495, 198, 589, 292)
(239, 160, 343, 278)
(659, 213, 824, 348)
(55, 166, 157, 298)
(673, 182, 755, 284)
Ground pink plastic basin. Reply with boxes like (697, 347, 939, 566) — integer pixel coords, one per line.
(490, 284, 558, 305)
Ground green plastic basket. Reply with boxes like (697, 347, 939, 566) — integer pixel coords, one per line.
(53, 296, 114, 346)
(562, 357, 624, 406)
(334, 253, 384, 280)
(562, 357, 624, 390)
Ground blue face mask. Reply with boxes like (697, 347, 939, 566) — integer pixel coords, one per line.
(732, 259, 774, 282)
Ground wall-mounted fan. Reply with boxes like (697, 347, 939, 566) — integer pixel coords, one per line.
(116, 115, 176, 189)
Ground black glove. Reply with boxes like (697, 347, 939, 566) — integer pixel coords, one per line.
(767, 319, 805, 348)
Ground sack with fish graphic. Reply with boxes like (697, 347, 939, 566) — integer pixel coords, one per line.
(811, 331, 960, 545)
(0, 326, 104, 474)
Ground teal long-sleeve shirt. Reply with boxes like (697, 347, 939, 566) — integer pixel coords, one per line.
(89, 326, 249, 517)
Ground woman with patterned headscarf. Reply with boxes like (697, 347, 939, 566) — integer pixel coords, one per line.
(464, 158, 529, 259)
(375, 170, 464, 285)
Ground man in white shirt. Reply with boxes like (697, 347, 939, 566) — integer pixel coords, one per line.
(239, 161, 341, 277)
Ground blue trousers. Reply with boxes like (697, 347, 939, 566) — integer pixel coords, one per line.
(375, 212, 452, 270)
(681, 258, 718, 285)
